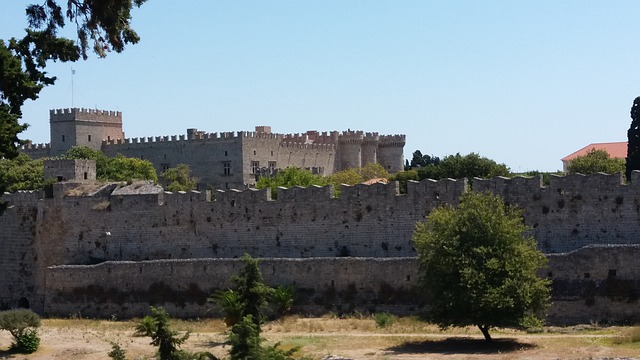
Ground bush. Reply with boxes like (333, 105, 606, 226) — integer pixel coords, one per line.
(0, 309, 41, 353)
(12, 328, 40, 353)
(374, 312, 396, 328)
(271, 285, 296, 316)
(107, 342, 127, 360)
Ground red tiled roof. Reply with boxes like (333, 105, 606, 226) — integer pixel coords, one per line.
(561, 142, 628, 162)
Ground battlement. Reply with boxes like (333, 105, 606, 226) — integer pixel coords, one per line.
(20, 143, 51, 150)
(377, 134, 406, 147)
(50, 108, 122, 124)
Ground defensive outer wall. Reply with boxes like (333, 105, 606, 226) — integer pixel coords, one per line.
(2, 172, 640, 324)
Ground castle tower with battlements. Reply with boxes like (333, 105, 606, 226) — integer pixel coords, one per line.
(23, 109, 405, 189)
(49, 108, 124, 155)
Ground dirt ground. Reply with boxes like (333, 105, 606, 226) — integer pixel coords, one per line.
(0, 318, 638, 360)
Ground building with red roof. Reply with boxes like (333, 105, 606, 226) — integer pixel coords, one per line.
(561, 142, 627, 172)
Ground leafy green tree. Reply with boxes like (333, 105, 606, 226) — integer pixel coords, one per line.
(358, 162, 390, 180)
(162, 164, 198, 192)
(0, 309, 41, 353)
(414, 192, 550, 342)
(104, 154, 158, 182)
(567, 148, 625, 175)
(256, 167, 328, 198)
(417, 153, 510, 180)
(228, 315, 262, 360)
(409, 150, 440, 168)
(389, 169, 419, 194)
(0, 153, 46, 192)
(63, 146, 157, 182)
(213, 254, 299, 360)
(140, 307, 189, 360)
(1, 1, 147, 164)
(627, 96, 640, 180)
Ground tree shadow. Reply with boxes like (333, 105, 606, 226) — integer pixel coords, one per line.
(0, 348, 18, 358)
(386, 337, 536, 356)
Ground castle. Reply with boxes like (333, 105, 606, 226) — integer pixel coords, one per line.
(2, 158, 640, 325)
(21, 108, 406, 189)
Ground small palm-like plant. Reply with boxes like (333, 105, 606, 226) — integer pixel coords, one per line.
(271, 284, 296, 316)
(209, 289, 243, 326)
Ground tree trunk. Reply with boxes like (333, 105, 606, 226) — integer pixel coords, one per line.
(478, 325, 492, 342)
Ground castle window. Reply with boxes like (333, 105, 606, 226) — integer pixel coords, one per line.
(268, 161, 276, 170)
(164, 154, 167, 160)
(253, 150, 257, 156)
(251, 161, 260, 174)
(62, 135, 65, 142)
(161, 163, 170, 171)
(84, 172, 88, 180)
(223, 161, 231, 175)
(271, 151, 274, 156)
(87, 135, 92, 142)
(224, 150, 228, 156)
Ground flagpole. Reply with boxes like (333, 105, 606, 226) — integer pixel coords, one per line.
(71, 68, 75, 108)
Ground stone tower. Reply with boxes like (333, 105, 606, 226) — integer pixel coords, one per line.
(377, 135, 406, 173)
(49, 108, 124, 155)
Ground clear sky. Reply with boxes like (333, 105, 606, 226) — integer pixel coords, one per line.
(3, 1, 640, 172)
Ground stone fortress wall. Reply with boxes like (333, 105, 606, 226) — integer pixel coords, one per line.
(21, 108, 406, 189)
(2, 171, 640, 324)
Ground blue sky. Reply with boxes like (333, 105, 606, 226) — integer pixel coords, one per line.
(3, 1, 640, 172)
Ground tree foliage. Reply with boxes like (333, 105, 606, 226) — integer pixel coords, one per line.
(416, 153, 510, 180)
(1, 0, 147, 163)
(134, 307, 217, 360)
(255, 167, 328, 198)
(389, 169, 419, 194)
(0, 153, 46, 192)
(162, 164, 198, 192)
(567, 148, 625, 175)
(0, 309, 41, 353)
(211, 254, 299, 360)
(627, 96, 640, 181)
(409, 150, 440, 168)
(63, 146, 157, 182)
(414, 192, 550, 341)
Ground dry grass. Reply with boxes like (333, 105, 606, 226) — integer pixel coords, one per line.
(2, 316, 639, 359)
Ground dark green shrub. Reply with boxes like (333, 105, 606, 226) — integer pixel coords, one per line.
(208, 289, 243, 326)
(134, 315, 156, 337)
(12, 328, 40, 353)
(107, 342, 127, 360)
(271, 285, 296, 316)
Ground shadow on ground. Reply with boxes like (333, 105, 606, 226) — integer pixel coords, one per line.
(386, 337, 536, 355)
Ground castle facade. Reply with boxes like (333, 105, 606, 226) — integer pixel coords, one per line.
(22, 108, 406, 189)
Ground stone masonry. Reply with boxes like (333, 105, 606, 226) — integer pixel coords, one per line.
(2, 168, 640, 324)
(21, 108, 406, 190)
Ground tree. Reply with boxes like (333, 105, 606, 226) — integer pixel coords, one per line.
(389, 169, 419, 194)
(417, 153, 510, 180)
(162, 164, 199, 192)
(0, 153, 46, 192)
(414, 191, 550, 342)
(211, 254, 298, 360)
(255, 167, 328, 198)
(63, 146, 158, 182)
(1, 1, 147, 162)
(409, 150, 440, 168)
(567, 148, 625, 175)
(627, 96, 640, 180)
(0, 309, 41, 353)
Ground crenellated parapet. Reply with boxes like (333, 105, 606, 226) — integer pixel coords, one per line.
(377, 134, 406, 148)
(50, 108, 122, 124)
